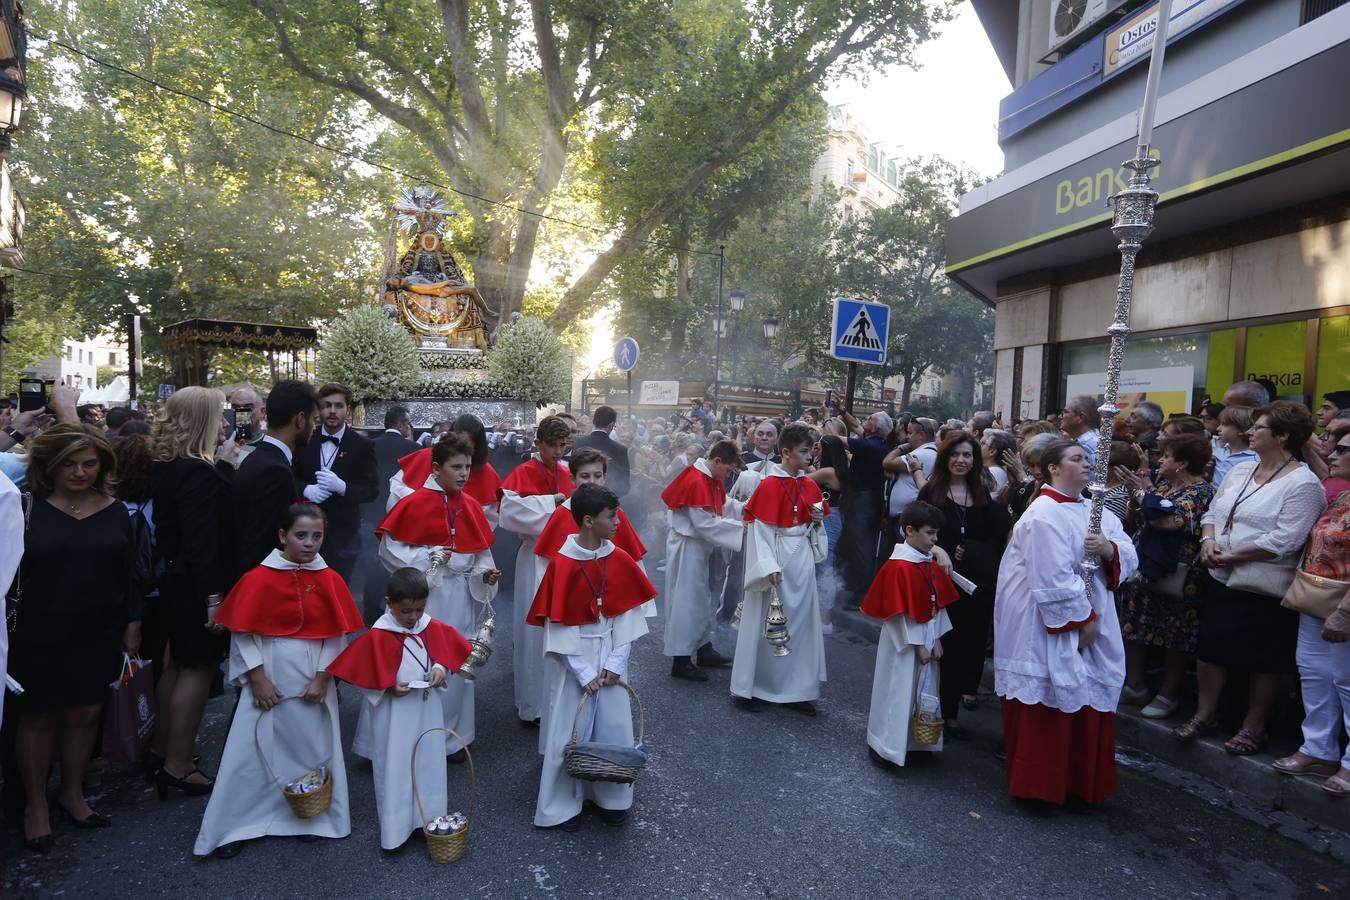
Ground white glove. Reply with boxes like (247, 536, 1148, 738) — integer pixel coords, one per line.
(316, 469, 347, 496)
(303, 483, 331, 504)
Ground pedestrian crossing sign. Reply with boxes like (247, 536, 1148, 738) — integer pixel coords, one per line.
(830, 298, 889, 365)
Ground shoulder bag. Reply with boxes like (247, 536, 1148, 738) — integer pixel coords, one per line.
(1281, 568, 1350, 620)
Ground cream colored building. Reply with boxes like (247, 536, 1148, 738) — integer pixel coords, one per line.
(811, 105, 904, 216)
(24, 331, 129, 391)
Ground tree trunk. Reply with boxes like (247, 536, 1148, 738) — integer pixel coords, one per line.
(666, 245, 690, 364)
(900, 369, 916, 410)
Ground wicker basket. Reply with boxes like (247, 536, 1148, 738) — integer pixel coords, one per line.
(911, 713, 944, 746)
(412, 727, 475, 864)
(564, 680, 646, 784)
(254, 696, 334, 819)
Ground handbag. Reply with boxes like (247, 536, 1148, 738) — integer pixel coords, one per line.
(1149, 562, 1190, 601)
(102, 654, 156, 766)
(1224, 557, 1298, 598)
(1281, 569, 1350, 620)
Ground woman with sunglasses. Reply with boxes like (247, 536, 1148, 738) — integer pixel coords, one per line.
(1272, 424, 1350, 796)
(1177, 402, 1326, 754)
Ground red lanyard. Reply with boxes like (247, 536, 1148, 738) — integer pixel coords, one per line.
(577, 556, 608, 610)
(442, 491, 462, 550)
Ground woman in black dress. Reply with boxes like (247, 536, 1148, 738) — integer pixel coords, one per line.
(918, 431, 1012, 734)
(10, 425, 141, 852)
(149, 387, 233, 798)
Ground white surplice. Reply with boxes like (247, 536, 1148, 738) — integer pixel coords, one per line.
(193, 556, 350, 856)
(730, 464, 829, 704)
(993, 489, 1139, 714)
(866, 542, 953, 766)
(356, 489, 495, 756)
(535, 537, 649, 827)
(500, 475, 558, 721)
(357, 613, 453, 851)
(0, 470, 22, 729)
(388, 469, 501, 529)
(663, 458, 745, 657)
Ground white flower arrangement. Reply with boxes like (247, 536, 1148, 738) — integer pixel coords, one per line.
(411, 378, 515, 400)
(486, 315, 571, 407)
(419, 350, 487, 370)
(317, 305, 420, 403)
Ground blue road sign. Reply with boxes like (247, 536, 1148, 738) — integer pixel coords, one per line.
(614, 336, 640, 372)
(830, 298, 890, 365)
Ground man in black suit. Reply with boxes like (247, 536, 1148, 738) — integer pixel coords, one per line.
(294, 383, 378, 585)
(232, 380, 317, 578)
(574, 405, 631, 497)
(361, 404, 417, 617)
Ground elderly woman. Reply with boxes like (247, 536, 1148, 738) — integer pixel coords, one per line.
(980, 430, 1017, 501)
(1176, 402, 1326, 754)
(9, 425, 141, 852)
(1118, 434, 1215, 719)
(1272, 426, 1350, 796)
(1004, 432, 1057, 522)
(148, 387, 233, 799)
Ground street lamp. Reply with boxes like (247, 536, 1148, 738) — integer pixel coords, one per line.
(729, 287, 745, 312)
(712, 309, 729, 338)
(761, 315, 779, 340)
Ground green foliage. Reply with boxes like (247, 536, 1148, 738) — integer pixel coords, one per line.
(1, 298, 67, 394)
(486, 316, 571, 407)
(418, 351, 486, 371)
(317, 305, 419, 403)
(410, 379, 515, 400)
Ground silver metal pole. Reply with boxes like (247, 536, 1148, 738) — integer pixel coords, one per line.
(1083, 0, 1174, 591)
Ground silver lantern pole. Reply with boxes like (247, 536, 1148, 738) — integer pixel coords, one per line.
(1083, 0, 1174, 591)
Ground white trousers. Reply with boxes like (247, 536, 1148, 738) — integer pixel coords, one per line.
(1295, 613, 1350, 768)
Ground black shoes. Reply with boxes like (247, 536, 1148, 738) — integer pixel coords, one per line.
(448, 747, 468, 764)
(597, 807, 629, 826)
(536, 815, 581, 832)
(868, 747, 899, 771)
(24, 832, 54, 854)
(733, 696, 763, 712)
(156, 766, 215, 801)
(213, 841, 246, 859)
(695, 644, 732, 668)
(58, 803, 112, 828)
(670, 657, 708, 681)
(786, 700, 818, 717)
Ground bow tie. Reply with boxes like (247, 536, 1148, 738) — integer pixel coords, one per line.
(318, 433, 340, 445)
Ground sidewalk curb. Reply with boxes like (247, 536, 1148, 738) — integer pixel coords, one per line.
(831, 605, 1350, 852)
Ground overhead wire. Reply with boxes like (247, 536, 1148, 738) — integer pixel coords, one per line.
(27, 28, 724, 260)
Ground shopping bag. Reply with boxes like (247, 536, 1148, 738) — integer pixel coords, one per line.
(103, 655, 155, 766)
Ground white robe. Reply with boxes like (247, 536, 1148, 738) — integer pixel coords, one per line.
(535, 538, 649, 827)
(663, 458, 745, 657)
(357, 613, 453, 850)
(866, 543, 953, 765)
(730, 465, 829, 704)
(354, 525, 494, 756)
(0, 470, 22, 729)
(193, 631, 350, 855)
(993, 489, 1139, 715)
(500, 482, 557, 721)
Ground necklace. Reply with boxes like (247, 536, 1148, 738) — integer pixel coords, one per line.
(1223, 455, 1294, 535)
(577, 552, 609, 613)
(947, 486, 970, 535)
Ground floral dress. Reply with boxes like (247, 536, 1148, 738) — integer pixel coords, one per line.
(1119, 478, 1217, 653)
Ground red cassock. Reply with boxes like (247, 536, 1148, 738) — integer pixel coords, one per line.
(743, 474, 829, 527)
(397, 448, 503, 508)
(534, 506, 646, 561)
(1001, 700, 1118, 805)
(375, 486, 493, 553)
(526, 549, 657, 627)
(661, 464, 725, 515)
(214, 565, 365, 639)
(859, 559, 960, 623)
(326, 621, 473, 691)
(501, 457, 574, 499)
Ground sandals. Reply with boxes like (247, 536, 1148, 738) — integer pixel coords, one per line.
(1172, 716, 1217, 743)
(1223, 728, 1268, 756)
(1322, 773, 1350, 798)
(1272, 753, 1340, 777)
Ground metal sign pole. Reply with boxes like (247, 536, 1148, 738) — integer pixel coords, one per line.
(1083, 0, 1174, 591)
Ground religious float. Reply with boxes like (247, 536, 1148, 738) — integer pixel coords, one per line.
(320, 186, 570, 429)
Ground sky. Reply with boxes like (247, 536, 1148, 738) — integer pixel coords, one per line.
(824, 5, 1011, 179)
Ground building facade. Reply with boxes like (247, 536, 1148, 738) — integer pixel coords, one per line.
(949, 0, 1350, 422)
(24, 332, 128, 392)
(811, 105, 905, 216)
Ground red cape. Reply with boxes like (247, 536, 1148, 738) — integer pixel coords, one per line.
(661, 464, 725, 515)
(526, 548, 656, 626)
(375, 486, 494, 552)
(860, 557, 960, 623)
(501, 457, 574, 499)
(744, 474, 828, 528)
(535, 505, 646, 561)
(398, 448, 502, 508)
(326, 620, 472, 691)
(214, 564, 365, 639)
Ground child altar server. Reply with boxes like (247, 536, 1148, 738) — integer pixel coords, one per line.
(501, 415, 575, 723)
(194, 503, 365, 859)
(529, 484, 656, 830)
(370, 434, 499, 760)
(327, 568, 473, 851)
(387, 416, 502, 526)
(731, 424, 828, 715)
(860, 501, 962, 768)
(661, 440, 746, 681)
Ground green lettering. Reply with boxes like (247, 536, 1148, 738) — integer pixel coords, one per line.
(1097, 168, 1116, 205)
(1056, 180, 1074, 214)
(1075, 176, 1093, 208)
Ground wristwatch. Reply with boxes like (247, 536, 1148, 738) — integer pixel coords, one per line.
(2, 426, 22, 444)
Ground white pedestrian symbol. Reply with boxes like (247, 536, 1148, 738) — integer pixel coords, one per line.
(619, 344, 633, 367)
(840, 306, 882, 351)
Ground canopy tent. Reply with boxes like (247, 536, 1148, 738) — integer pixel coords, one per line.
(79, 375, 130, 405)
(161, 318, 318, 387)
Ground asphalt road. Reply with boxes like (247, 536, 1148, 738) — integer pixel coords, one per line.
(3, 585, 1347, 899)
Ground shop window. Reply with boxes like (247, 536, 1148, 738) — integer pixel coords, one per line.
(1205, 329, 1237, 404)
(1060, 332, 1210, 418)
(1245, 320, 1308, 403)
(1315, 315, 1350, 405)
